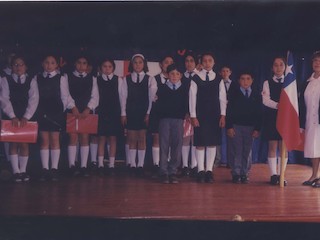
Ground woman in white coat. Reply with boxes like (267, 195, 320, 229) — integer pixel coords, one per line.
(300, 51, 320, 187)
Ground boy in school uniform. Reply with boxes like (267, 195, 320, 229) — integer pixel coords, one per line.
(226, 71, 262, 183)
(157, 64, 189, 184)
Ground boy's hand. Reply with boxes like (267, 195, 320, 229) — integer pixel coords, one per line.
(191, 117, 200, 127)
(11, 117, 19, 127)
(72, 107, 80, 119)
(227, 128, 235, 138)
(219, 115, 226, 128)
(121, 116, 127, 127)
(252, 130, 260, 138)
(80, 108, 90, 119)
(20, 117, 28, 128)
(144, 114, 149, 126)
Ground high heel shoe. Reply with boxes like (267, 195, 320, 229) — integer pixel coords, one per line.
(302, 178, 319, 186)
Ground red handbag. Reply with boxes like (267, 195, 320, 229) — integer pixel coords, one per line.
(66, 113, 98, 134)
(0, 120, 38, 143)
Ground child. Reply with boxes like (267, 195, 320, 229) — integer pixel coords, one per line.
(189, 52, 227, 183)
(261, 57, 288, 185)
(1, 56, 39, 182)
(181, 53, 198, 177)
(120, 54, 157, 176)
(67, 55, 99, 177)
(158, 64, 189, 183)
(36, 54, 74, 181)
(215, 66, 236, 168)
(96, 58, 121, 175)
(149, 55, 174, 176)
(226, 71, 262, 183)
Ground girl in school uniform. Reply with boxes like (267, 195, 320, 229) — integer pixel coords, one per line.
(120, 53, 157, 176)
(181, 53, 198, 177)
(36, 54, 74, 181)
(261, 57, 288, 185)
(149, 55, 174, 176)
(1, 56, 39, 182)
(189, 52, 227, 183)
(95, 58, 121, 175)
(67, 55, 99, 177)
(300, 51, 320, 187)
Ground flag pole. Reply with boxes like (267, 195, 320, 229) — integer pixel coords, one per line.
(280, 140, 287, 188)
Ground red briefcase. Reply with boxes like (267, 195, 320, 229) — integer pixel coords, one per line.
(66, 113, 98, 134)
(0, 120, 38, 143)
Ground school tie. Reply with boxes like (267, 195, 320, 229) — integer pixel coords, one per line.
(188, 72, 192, 79)
(206, 72, 210, 81)
(107, 75, 111, 81)
(224, 81, 228, 92)
(46, 73, 51, 79)
(173, 84, 176, 90)
(164, 77, 168, 83)
(245, 89, 249, 98)
(79, 74, 83, 78)
(276, 78, 282, 83)
(137, 73, 140, 83)
(17, 76, 22, 84)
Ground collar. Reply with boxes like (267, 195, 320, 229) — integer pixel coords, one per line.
(308, 72, 320, 82)
(222, 78, 232, 84)
(12, 73, 27, 82)
(73, 70, 88, 78)
(160, 73, 168, 84)
(102, 73, 114, 81)
(272, 75, 285, 83)
(199, 69, 216, 81)
(43, 70, 58, 78)
(166, 80, 182, 89)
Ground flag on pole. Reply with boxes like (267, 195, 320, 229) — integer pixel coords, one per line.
(276, 51, 303, 151)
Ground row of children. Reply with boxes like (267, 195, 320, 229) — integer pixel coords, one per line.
(1, 51, 320, 187)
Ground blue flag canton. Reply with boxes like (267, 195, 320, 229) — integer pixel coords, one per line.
(283, 52, 296, 88)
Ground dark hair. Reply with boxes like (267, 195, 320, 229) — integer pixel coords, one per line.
(100, 58, 116, 70)
(312, 51, 320, 60)
(220, 65, 232, 72)
(166, 64, 180, 74)
(42, 54, 60, 65)
(74, 54, 91, 65)
(184, 52, 198, 65)
(128, 55, 149, 73)
(273, 56, 286, 65)
(238, 70, 254, 80)
(200, 52, 215, 63)
(159, 55, 174, 64)
(10, 55, 27, 67)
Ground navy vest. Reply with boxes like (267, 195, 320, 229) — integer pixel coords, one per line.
(97, 75, 120, 116)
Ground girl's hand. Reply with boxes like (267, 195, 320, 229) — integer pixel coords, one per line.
(185, 113, 191, 122)
(72, 107, 80, 119)
(191, 117, 200, 127)
(20, 117, 28, 128)
(227, 128, 235, 138)
(121, 116, 127, 127)
(219, 115, 226, 128)
(80, 108, 90, 119)
(144, 114, 149, 126)
(252, 130, 260, 138)
(11, 117, 19, 128)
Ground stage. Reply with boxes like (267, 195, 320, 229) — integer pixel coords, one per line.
(0, 164, 319, 222)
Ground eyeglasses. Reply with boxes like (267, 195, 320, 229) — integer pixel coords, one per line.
(13, 63, 25, 67)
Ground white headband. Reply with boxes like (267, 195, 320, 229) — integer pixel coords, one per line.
(131, 54, 145, 61)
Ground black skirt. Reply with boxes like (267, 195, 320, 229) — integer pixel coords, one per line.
(262, 107, 281, 140)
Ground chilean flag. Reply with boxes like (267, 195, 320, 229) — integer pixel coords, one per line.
(276, 51, 303, 151)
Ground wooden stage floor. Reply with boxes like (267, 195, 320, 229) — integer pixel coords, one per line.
(0, 164, 319, 223)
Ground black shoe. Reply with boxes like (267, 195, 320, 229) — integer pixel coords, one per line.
(270, 175, 279, 185)
(51, 169, 59, 181)
(136, 167, 144, 178)
(197, 171, 205, 183)
(277, 175, 287, 186)
(241, 175, 249, 184)
(13, 173, 22, 183)
(107, 167, 115, 176)
(80, 167, 89, 177)
(90, 161, 98, 172)
(151, 165, 160, 179)
(232, 175, 241, 184)
(169, 174, 179, 184)
(69, 165, 79, 177)
(180, 167, 189, 177)
(302, 178, 319, 186)
(190, 167, 198, 178)
(20, 172, 30, 182)
(161, 174, 169, 184)
(205, 171, 214, 183)
(40, 169, 51, 181)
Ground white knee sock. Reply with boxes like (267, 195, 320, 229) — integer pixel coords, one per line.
(129, 149, 137, 168)
(191, 146, 197, 168)
(68, 146, 77, 167)
(137, 150, 145, 167)
(206, 147, 216, 172)
(278, 157, 288, 175)
(152, 147, 160, 166)
(98, 156, 104, 168)
(40, 149, 49, 170)
(109, 157, 115, 168)
(18, 156, 28, 173)
(268, 157, 277, 176)
(125, 144, 130, 166)
(80, 146, 89, 168)
(90, 143, 98, 163)
(196, 149, 205, 172)
(182, 145, 190, 168)
(50, 149, 60, 169)
(9, 154, 20, 174)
